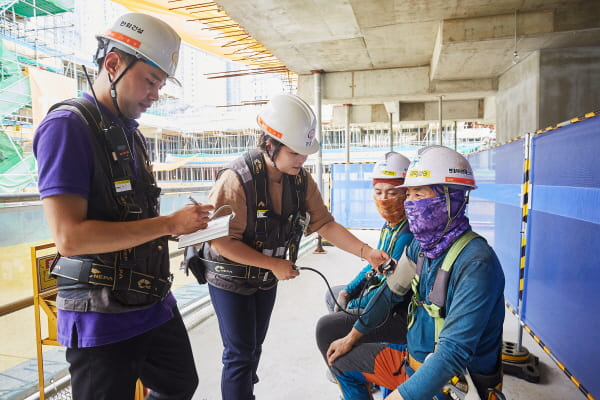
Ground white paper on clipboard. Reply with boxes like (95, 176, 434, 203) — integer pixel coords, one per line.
(177, 205, 235, 248)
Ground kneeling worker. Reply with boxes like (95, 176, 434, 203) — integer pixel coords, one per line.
(326, 145, 505, 400)
(317, 151, 414, 360)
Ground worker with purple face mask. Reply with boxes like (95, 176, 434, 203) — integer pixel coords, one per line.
(404, 183, 471, 258)
(325, 145, 505, 400)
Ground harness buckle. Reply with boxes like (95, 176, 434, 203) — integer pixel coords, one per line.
(153, 273, 173, 299)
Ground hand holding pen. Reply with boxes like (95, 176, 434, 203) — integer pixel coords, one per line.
(165, 196, 214, 236)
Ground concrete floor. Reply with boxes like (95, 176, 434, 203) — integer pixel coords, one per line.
(189, 230, 585, 400)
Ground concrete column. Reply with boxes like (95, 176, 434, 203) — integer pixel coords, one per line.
(312, 70, 324, 193)
(312, 70, 327, 254)
(438, 96, 443, 145)
(389, 112, 393, 151)
(453, 121, 457, 150)
(344, 104, 351, 162)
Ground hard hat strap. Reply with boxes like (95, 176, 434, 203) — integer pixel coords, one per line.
(264, 135, 283, 172)
(107, 57, 139, 118)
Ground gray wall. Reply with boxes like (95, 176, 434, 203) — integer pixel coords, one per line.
(496, 46, 600, 144)
(539, 47, 600, 129)
(496, 51, 540, 144)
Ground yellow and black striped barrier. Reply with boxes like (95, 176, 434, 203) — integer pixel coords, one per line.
(518, 133, 531, 304)
(504, 302, 596, 400)
(535, 110, 600, 135)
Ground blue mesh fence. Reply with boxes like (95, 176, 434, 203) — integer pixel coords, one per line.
(467, 140, 524, 310)
(329, 163, 384, 229)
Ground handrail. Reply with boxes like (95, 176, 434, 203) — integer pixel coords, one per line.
(0, 184, 210, 316)
(0, 185, 210, 203)
(0, 248, 185, 317)
(0, 295, 34, 317)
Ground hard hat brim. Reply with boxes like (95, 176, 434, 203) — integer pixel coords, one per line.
(394, 183, 477, 190)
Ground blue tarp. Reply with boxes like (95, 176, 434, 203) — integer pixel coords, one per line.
(523, 116, 600, 397)
(468, 140, 524, 310)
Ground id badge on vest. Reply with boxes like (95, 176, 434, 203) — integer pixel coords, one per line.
(113, 176, 134, 196)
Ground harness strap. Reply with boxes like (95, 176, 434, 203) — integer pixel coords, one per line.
(48, 98, 139, 216)
(245, 151, 270, 251)
(52, 257, 172, 299)
(200, 257, 275, 282)
(409, 231, 481, 342)
(49, 98, 154, 268)
(242, 150, 307, 258)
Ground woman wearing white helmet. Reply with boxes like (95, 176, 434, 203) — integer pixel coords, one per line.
(196, 93, 390, 400)
(326, 146, 505, 400)
(34, 13, 209, 400)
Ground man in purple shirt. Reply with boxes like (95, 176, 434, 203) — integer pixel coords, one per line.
(33, 13, 212, 400)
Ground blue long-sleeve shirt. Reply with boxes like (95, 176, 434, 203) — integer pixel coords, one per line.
(354, 235, 505, 400)
(344, 221, 413, 309)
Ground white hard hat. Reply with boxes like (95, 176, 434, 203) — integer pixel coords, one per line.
(402, 145, 476, 189)
(257, 93, 319, 155)
(372, 152, 411, 180)
(96, 13, 181, 80)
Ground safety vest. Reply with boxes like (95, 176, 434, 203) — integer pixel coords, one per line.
(408, 230, 480, 344)
(47, 98, 171, 311)
(203, 149, 308, 292)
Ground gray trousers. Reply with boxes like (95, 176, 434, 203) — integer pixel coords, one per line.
(316, 285, 409, 361)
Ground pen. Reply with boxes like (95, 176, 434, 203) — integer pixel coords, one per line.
(188, 196, 200, 206)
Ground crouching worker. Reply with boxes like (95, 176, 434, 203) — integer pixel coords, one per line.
(195, 93, 389, 400)
(324, 151, 413, 314)
(326, 145, 505, 400)
(317, 152, 413, 364)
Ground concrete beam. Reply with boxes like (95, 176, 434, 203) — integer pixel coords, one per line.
(431, 10, 554, 80)
(297, 67, 496, 105)
(330, 99, 483, 125)
(431, 7, 600, 81)
(398, 99, 483, 122)
(331, 104, 388, 125)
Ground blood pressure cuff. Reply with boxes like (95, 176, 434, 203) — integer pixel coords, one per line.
(386, 248, 416, 295)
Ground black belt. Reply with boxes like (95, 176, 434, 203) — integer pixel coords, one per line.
(52, 257, 172, 299)
(200, 257, 275, 282)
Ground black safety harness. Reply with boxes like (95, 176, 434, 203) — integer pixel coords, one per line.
(47, 98, 171, 305)
(188, 149, 308, 286)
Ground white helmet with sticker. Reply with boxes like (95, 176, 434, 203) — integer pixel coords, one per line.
(402, 145, 476, 189)
(257, 94, 319, 155)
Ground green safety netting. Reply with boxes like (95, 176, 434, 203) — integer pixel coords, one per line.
(0, 153, 36, 193)
(0, 129, 23, 174)
(0, 129, 36, 194)
(0, 0, 73, 17)
(0, 41, 31, 119)
(0, 40, 21, 77)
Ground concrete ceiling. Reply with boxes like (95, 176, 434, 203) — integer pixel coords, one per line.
(215, 0, 600, 122)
